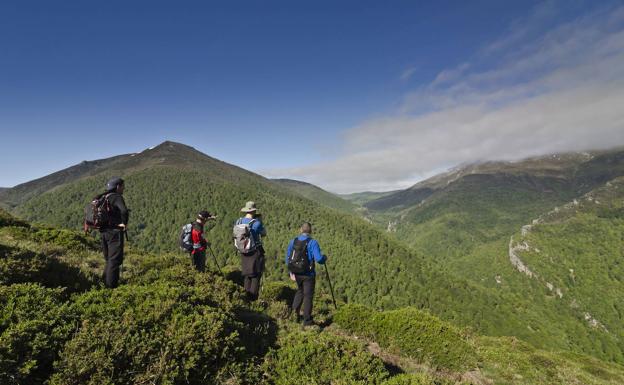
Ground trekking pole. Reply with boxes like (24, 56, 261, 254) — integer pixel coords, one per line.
(324, 260, 338, 310)
(208, 245, 223, 275)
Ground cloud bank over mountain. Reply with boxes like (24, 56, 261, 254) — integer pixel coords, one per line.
(266, 2, 624, 193)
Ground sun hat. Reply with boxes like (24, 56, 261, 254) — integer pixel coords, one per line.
(240, 201, 259, 213)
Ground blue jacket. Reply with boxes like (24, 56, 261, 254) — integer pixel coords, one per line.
(237, 217, 266, 245)
(285, 233, 326, 276)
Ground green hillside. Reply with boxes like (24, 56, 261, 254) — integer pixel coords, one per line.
(2, 141, 624, 364)
(510, 176, 624, 357)
(340, 190, 398, 206)
(2, 209, 623, 385)
(271, 178, 358, 213)
(359, 148, 624, 363)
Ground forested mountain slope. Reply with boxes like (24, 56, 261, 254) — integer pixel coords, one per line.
(271, 178, 358, 213)
(2, 141, 624, 363)
(2, 209, 623, 385)
(509, 176, 624, 358)
(359, 147, 624, 363)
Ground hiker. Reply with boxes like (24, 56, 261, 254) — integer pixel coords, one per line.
(286, 222, 327, 326)
(234, 201, 266, 301)
(100, 177, 129, 288)
(189, 210, 217, 272)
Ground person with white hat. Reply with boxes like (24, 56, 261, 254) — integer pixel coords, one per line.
(235, 201, 267, 300)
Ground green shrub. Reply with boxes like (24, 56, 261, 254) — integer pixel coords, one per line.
(263, 330, 390, 385)
(0, 244, 96, 291)
(382, 373, 436, 385)
(333, 303, 374, 335)
(1, 225, 97, 251)
(0, 284, 77, 385)
(31, 227, 98, 251)
(261, 281, 296, 303)
(129, 264, 248, 312)
(0, 209, 29, 228)
(50, 280, 271, 385)
(335, 304, 477, 371)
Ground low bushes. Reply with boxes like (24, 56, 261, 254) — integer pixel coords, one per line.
(51, 279, 272, 385)
(381, 373, 437, 385)
(0, 284, 77, 385)
(334, 304, 477, 371)
(263, 330, 390, 385)
(0, 244, 95, 291)
(0, 209, 29, 228)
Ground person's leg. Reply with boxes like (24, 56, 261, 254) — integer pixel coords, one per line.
(192, 250, 206, 272)
(301, 275, 316, 324)
(101, 231, 109, 283)
(247, 274, 261, 301)
(105, 230, 124, 288)
(244, 275, 252, 295)
(291, 275, 305, 317)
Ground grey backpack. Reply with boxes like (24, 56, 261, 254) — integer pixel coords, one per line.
(179, 223, 193, 252)
(233, 218, 256, 253)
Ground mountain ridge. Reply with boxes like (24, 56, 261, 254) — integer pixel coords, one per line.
(3, 140, 624, 364)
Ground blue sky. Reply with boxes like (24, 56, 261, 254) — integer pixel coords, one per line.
(1, 1, 623, 192)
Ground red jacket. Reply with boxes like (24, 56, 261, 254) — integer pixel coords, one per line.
(191, 221, 207, 254)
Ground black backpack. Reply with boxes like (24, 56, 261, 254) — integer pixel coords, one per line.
(83, 193, 112, 233)
(287, 238, 312, 274)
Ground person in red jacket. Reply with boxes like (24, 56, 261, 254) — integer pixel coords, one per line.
(191, 210, 216, 272)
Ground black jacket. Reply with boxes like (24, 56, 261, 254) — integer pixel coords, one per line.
(103, 192, 129, 228)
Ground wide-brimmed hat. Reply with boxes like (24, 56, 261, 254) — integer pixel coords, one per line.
(240, 201, 259, 213)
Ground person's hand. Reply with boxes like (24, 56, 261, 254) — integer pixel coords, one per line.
(289, 273, 296, 281)
(118, 224, 126, 230)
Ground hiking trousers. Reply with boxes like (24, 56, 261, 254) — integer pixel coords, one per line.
(101, 229, 124, 288)
(241, 246, 264, 301)
(292, 274, 316, 324)
(191, 250, 206, 272)
(243, 274, 262, 301)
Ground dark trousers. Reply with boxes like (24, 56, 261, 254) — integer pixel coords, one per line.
(101, 229, 124, 288)
(241, 247, 264, 301)
(292, 274, 316, 324)
(244, 274, 262, 301)
(191, 250, 206, 272)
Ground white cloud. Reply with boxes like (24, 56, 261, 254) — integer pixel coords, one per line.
(265, 2, 624, 193)
(400, 66, 418, 82)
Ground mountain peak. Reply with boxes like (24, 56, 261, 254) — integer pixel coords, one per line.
(148, 141, 198, 153)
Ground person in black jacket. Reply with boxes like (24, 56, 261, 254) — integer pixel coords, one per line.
(100, 177, 129, 288)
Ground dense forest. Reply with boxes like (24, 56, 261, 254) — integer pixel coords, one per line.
(2, 208, 624, 384)
(2, 141, 624, 365)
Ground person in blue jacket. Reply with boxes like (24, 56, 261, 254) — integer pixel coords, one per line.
(285, 222, 327, 326)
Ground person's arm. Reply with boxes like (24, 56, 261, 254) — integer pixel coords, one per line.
(254, 220, 267, 237)
(110, 194, 129, 226)
(309, 240, 326, 264)
(285, 239, 294, 267)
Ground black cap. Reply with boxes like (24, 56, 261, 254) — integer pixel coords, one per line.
(106, 177, 124, 191)
(198, 210, 216, 220)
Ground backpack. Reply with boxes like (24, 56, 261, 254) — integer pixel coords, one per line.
(233, 218, 257, 254)
(287, 238, 312, 274)
(83, 193, 112, 233)
(179, 223, 193, 252)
